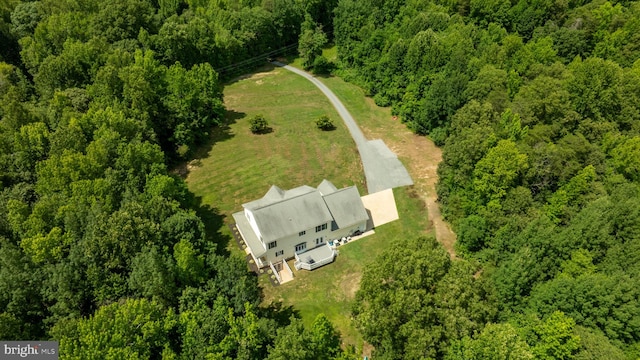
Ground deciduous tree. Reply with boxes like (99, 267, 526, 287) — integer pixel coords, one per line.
(51, 298, 178, 359)
(298, 14, 327, 70)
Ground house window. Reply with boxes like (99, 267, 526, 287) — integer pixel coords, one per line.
(316, 237, 324, 245)
(268, 241, 277, 249)
(275, 250, 284, 256)
(315, 223, 327, 232)
(295, 242, 307, 252)
(299, 231, 306, 236)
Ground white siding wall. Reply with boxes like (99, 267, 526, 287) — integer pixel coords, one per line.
(262, 222, 332, 265)
(257, 220, 367, 267)
(244, 209, 262, 240)
(327, 221, 367, 240)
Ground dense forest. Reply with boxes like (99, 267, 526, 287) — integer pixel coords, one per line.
(2, 0, 639, 358)
(335, 0, 640, 359)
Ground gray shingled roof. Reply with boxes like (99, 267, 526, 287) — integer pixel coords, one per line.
(249, 191, 333, 242)
(322, 186, 369, 229)
(243, 185, 316, 210)
(285, 185, 317, 198)
(242, 180, 367, 242)
(264, 185, 285, 200)
(317, 179, 338, 195)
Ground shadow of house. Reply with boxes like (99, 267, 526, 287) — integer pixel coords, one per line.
(365, 208, 375, 231)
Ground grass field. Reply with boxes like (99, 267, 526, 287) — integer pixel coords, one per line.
(184, 61, 434, 351)
(186, 64, 365, 218)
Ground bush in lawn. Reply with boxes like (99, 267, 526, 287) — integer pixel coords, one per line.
(249, 114, 271, 134)
(316, 115, 336, 131)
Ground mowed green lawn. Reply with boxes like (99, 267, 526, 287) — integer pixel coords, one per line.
(186, 65, 365, 218)
(185, 63, 432, 350)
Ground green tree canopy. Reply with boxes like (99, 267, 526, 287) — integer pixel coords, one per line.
(353, 237, 496, 359)
(51, 298, 178, 359)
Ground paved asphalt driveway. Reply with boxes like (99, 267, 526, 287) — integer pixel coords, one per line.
(274, 62, 413, 194)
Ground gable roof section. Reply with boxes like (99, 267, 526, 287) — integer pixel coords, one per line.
(317, 179, 338, 195)
(322, 186, 369, 229)
(244, 185, 316, 210)
(248, 191, 333, 242)
(285, 185, 317, 198)
(264, 185, 285, 200)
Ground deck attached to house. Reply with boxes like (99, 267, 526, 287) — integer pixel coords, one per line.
(294, 244, 336, 271)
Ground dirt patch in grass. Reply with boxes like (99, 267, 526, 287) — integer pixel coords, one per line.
(362, 342, 374, 359)
(232, 69, 276, 82)
(337, 272, 362, 301)
(386, 133, 457, 259)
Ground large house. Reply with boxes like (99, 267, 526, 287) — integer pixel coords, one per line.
(232, 180, 369, 271)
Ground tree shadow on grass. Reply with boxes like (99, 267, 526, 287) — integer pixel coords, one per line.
(192, 197, 231, 257)
(309, 62, 338, 79)
(223, 62, 279, 86)
(313, 72, 336, 79)
(260, 301, 301, 327)
(252, 126, 273, 135)
(177, 109, 250, 256)
(225, 108, 246, 122)
(174, 109, 245, 178)
(192, 109, 245, 159)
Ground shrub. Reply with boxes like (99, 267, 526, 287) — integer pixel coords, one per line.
(312, 55, 333, 75)
(316, 115, 336, 131)
(249, 114, 270, 134)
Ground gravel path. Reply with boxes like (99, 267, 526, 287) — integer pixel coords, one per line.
(274, 62, 413, 194)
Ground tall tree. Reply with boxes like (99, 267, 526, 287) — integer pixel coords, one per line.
(353, 237, 495, 359)
(446, 322, 534, 360)
(298, 14, 327, 70)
